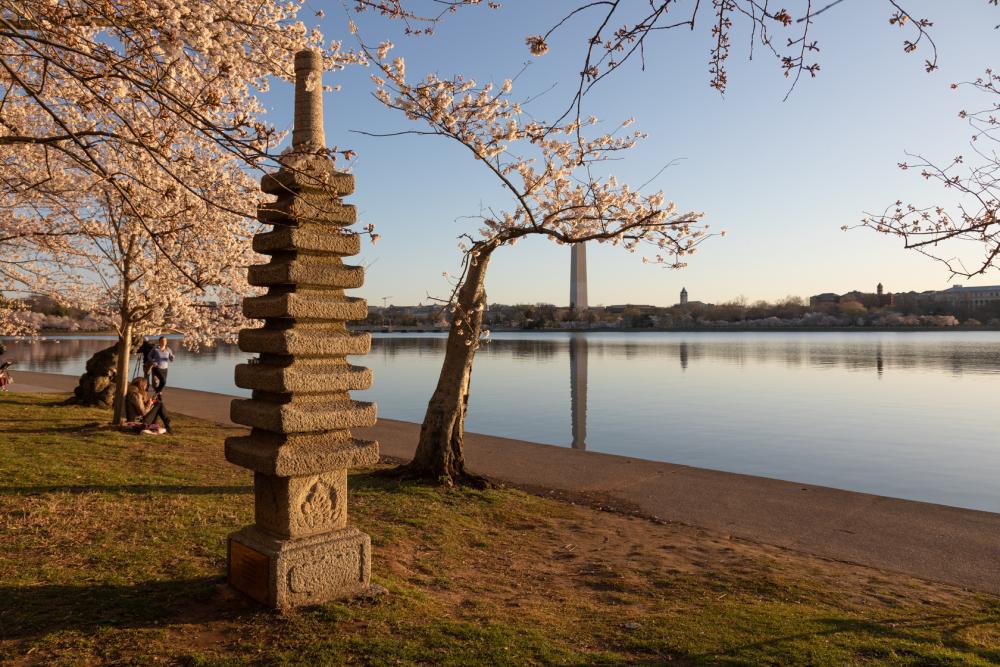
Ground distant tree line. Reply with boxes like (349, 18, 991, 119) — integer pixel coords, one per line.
(361, 295, 1000, 331)
(9, 294, 998, 335)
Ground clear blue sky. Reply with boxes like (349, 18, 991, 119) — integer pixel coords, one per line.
(261, 1, 999, 307)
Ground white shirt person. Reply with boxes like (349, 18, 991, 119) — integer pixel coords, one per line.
(146, 337, 175, 393)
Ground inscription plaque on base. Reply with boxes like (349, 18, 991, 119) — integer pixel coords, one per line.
(229, 539, 270, 604)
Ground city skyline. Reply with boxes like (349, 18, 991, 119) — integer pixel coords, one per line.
(367, 277, 1000, 310)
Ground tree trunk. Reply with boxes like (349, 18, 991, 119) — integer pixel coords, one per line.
(111, 321, 133, 425)
(401, 245, 494, 485)
(111, 237, 137, 425)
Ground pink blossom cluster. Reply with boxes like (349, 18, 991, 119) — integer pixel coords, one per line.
(0, 0, 360, 340)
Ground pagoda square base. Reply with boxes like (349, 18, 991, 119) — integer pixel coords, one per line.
(228, 525, 371, 609)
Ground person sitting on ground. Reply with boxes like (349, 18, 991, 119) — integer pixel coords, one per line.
(146, 336, 174, 393)
(125, 377, 174, 434)
(0, 345, 12, 391)
(0, 360, 12, 391)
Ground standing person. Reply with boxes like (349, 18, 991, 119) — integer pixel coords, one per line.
(146, 336, 175, 393)
(136, 338, 155, 384)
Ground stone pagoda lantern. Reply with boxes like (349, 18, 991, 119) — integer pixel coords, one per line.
(224, 49, 378, 609)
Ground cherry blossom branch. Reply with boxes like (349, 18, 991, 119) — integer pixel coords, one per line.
(350, 0, 498, 36)
(857, 69, 1000, 278)
(527, 0, 982, 135)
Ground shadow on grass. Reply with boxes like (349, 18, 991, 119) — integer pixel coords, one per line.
(349, 472, 423, 492)
(0, 577, 260, 641)
(1, 396, 76, 410)
(0, 427, 104, 436)
(0, 484, 252, 496)
(349, 470, 492, 496)
(696, 614, 1000, 665)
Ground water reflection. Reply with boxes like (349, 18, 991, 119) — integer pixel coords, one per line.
(369, 334, 1000, 376)
(569, 334, 588, 450)
(370, 335, 563, 361)
(1, 337, 116, 369)
(9, 332, 1000, 378)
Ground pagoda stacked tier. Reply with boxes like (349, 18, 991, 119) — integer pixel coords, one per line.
(224, 152, 379, 609)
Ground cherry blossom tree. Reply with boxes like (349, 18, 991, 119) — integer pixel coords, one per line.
(0, 0, 364, 418)
(0, 0, 333, 188)
(362, 47, 710, 484)
(0, 0, 363, 313)
(860, 69, 1000, 278)
(1, 137, 260, 422)
(0, 0, 488, 332)
(0, 0, 495, 203)
(0, 298, 31, 336)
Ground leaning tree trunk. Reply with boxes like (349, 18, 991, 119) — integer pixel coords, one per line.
(402, 245, 494, 485)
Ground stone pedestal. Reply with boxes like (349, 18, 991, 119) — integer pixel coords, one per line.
(225, 50, 378, 609)
(229, 526, 371, 608)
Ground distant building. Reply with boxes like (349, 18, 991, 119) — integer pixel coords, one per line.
(672, 287, 710, 309)
(810, 283, 894, 308)
(809, 292, 841, 308)
(808, 282, 1000, 310)
(933, 284, 1000, 308)
(876, 283, 893, 307)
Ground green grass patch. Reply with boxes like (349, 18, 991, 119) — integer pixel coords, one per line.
(1, 393, 998, 665)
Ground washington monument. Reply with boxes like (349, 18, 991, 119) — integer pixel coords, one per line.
(570, 243, 588, 310)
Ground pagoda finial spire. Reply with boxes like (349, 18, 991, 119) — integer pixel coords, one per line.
(292, 49, 326, 150)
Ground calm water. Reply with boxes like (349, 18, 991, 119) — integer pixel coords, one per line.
(3, 331, 1000, 512)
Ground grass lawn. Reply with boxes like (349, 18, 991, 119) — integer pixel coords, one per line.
(1, 392, 999, 666)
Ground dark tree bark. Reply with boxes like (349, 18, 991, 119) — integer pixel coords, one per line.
(395, 243, 495, 485)
(111, 322, 133, 424)
(111, 273, 134, 425)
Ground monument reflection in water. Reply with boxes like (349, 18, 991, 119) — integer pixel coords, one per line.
(569, 334, 587, 450)
(565, 335, 898, 450)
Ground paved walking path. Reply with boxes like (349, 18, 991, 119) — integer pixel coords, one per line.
(10, 370, 1000, 595)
